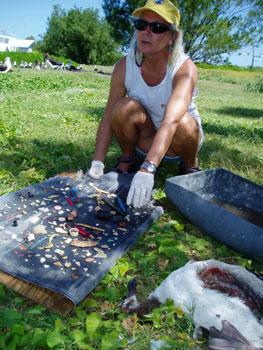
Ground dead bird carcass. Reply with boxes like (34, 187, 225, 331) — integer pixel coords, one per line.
(121, 259, 263, 349)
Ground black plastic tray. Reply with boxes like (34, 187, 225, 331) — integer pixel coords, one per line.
(165, 168, 263, 258)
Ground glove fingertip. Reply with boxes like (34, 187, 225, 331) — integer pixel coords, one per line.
(127, 189, 135, 206)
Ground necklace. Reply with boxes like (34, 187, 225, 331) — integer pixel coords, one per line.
(134, 40, 144, 74)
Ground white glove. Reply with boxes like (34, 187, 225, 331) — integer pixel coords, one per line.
(127, 171, 154, 208)
(87, 160, 104, 179)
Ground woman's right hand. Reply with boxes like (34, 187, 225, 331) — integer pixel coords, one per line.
(87, 160, 104, 179)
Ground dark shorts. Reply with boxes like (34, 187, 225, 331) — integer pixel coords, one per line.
(135, 138, 204, 163)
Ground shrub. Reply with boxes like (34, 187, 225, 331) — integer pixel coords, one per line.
(196, 62, 250, 71)
(246, 76, 263, 93)
(0, 52, 76, 66)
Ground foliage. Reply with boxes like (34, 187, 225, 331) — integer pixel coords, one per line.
(197, 67, 262, 86)
(102, 0, 144, 48)
(246, 76, 263, 93)
(0, 287, 128, 349)
(0, 52, 76, 66)
(38, 5, 123, 65)
(197, 62, 263, 72)
(0, 67, 262, 349)
(102, 0, 263, 64)
(178, 0, 262, 63)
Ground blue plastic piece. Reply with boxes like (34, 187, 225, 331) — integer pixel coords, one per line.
(70, 187, 79, 196)
(117, 197, 126, 213)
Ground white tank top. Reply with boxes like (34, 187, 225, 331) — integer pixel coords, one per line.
(125, 50, 201, 131)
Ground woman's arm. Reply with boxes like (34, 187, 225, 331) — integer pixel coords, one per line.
(145, 59, 198, 167)
(92, 57, 127, 162)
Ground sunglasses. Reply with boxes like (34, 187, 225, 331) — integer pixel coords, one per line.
(134, 19, 171, 34)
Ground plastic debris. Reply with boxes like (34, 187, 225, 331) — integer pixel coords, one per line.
(69, 227, 79, 237)
(32, 224, 48, 235)
(24, 232, 35, 243)
(150, 340, 171, 350)
(70, 240, 97, 248)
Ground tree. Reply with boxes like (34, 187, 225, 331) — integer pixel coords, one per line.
(37, 5, 122, 65)
(102, 0, 263, 64)
(102, 0, 144, 48)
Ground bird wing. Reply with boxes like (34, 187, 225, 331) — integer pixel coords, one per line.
(208, 320, 258, 350)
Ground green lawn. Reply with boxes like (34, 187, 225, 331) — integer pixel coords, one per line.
(197, 79, 263, 182)
(0, 67, 262, 349)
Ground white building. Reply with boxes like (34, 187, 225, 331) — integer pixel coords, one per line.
(0, 34, 34, 52)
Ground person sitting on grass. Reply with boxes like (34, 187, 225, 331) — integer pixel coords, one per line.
(87, 0, 204, 208)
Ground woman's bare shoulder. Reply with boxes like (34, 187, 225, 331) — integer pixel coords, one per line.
(112, 56, 127, 78)
(181, 58, 197, 74)
(173, 58, 198, 87)
(107, 56, 127, 101)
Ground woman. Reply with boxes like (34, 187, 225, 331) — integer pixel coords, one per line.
(88, 0, 204, 208)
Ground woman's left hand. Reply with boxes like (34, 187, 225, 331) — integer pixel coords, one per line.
(87, 160, 104, 179)
(127, 171, 154, 208)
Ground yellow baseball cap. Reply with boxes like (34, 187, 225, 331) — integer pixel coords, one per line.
(133, 0, 180, 27)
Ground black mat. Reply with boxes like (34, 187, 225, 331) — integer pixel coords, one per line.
(0, 172, 163, 304)
(165, 168, 263, 259)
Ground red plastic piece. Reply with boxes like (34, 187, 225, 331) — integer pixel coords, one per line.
(73, 225, 91, 237)
(67, 197, 73, 206)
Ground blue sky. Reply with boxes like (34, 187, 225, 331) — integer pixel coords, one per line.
(227, 47, 262, 68)
(0, 0, 262, 67)
(0, 0, 104, 40)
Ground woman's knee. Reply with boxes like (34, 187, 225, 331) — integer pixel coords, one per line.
(113, 97, 144, 123)
(178, 113, 200, 142)
(112, 97, 152, 134)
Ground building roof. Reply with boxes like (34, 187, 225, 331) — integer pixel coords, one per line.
(0, 34, 34, 49)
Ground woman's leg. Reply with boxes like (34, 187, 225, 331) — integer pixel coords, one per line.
(166, 113, 202, 167)
(112, 97, 156, 172)
(112, 98, 202, 170)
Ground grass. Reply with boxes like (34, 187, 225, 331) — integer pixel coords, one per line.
(197, 80, 263, 182)
(0, 65, 263, 349)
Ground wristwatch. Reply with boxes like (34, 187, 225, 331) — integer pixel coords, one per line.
(140, 160, 157, 174)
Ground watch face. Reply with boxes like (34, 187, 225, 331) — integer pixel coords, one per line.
(141, 163, 156, 173)
(148, 164, 155, 172)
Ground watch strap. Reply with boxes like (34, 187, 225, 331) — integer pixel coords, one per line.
(145, 159, 156, 166)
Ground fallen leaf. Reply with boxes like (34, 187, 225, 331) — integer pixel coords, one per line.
(100, 300, 113, 313)
(121, 316, 137, 336)
(157, 258, 168, 270)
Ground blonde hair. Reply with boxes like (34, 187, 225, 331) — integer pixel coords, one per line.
(169, 26, 184, 66)
(130, 26, 184, 68)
